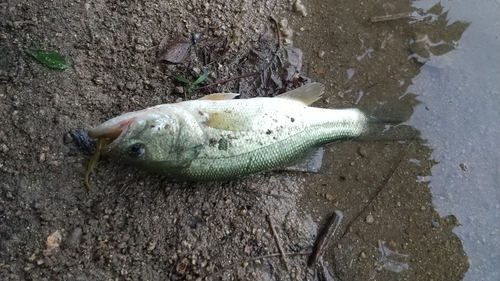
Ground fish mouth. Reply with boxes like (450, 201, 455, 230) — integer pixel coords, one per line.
(88, 117, 136, 151)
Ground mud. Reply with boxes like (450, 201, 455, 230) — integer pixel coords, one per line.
(1, 0, 469, 280)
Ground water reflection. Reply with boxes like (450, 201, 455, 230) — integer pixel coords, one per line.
(407, 1, 500, 279)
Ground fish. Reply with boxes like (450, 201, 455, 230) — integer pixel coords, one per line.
(87, 83, 366, 182)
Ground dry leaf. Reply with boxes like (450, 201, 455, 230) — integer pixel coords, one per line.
(157, 34, 192, 64)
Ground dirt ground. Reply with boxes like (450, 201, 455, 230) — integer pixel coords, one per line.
(1, 0, 470, 280)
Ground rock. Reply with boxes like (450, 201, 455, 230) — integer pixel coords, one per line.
(365, 214, 374, 224)
(45, 230, 62, 253)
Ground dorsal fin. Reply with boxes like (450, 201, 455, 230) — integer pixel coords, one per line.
(276, 83, 325, 105)
(199, 93, 239, 101)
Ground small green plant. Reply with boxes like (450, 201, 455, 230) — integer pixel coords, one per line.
(175, 71, 210, 98)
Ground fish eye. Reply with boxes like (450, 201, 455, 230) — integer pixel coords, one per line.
(129, 143, 145, 158)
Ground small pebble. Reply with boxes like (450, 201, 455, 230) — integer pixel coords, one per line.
(459, 163, 467, 171)
(365, 214, 374, 224)
(293, 0, 308, 17)
(431, 220, 439, 228)
(93, 78, 104, 85)
(0, 143, 9, 153)
(63, 133, 73, 144)
(38, 153, 45, 163)
(147, 242, 156, 251)
(325, 193, 335, 201)
(279, 18, 288, 28)
(45, 230, 62, 251)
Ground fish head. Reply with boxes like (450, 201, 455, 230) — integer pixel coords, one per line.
(88, 107, 181, 166)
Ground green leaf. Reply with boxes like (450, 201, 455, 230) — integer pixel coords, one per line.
(25, 49, 69, 70)
(193, 71, 210, 86)
(175, 76, 191, 84)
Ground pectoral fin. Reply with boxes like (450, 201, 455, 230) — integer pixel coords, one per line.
(276, 82, 325, 105)
(204, 111, 249, 131)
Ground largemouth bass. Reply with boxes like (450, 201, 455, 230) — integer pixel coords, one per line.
(88, 83, 366, 181)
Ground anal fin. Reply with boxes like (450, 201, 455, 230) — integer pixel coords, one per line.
(280, 147, 325, 173)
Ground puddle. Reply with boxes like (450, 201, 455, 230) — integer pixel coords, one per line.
(283, 0, 497, 279)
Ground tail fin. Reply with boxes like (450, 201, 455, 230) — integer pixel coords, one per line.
(358, 111, 420, 142)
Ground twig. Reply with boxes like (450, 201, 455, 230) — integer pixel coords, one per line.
(266, 214, 292, 274)
(308, 210, 343, 267)
(196, 71, 261, 90)
(370, 12, 412, 23)
(202, 251, 311, 279)
(269, 16, 281, 48)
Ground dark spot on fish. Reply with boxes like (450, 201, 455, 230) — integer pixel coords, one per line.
(218, 137, 228, 151)
(164, 124, 171, 129)
(266, 129, 272, 135)
(209, 138, 218, 147)
(291, 117, 295, 122)
(198, 110, 204, 116)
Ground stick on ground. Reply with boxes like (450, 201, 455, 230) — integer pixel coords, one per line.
(267, 214, 292, 274)
(308, 210, 344, 267)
